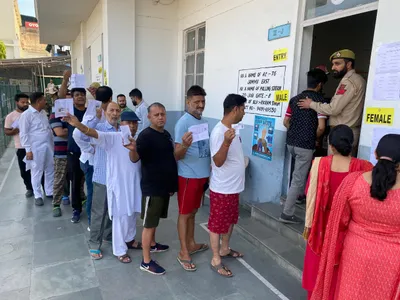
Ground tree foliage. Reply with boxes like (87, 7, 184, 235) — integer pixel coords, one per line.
(0, 41, 6, 59)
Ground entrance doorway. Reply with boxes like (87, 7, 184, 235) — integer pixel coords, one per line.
(284, 9, 377, 198)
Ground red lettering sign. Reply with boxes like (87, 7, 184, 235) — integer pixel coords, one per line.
(25, 22, 39, 29)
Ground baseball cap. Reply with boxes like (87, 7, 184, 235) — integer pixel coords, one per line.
(121, 111, 140, 122)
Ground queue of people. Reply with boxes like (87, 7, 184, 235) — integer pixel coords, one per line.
(3, 48, 399, 298)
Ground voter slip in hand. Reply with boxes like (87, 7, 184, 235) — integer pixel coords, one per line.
(11, 119, 19, 129)
(188, 123, 209, 143)
(232, 123, 244, 135)
(120, 125, 132, 145)
(54, 99, 74, 118)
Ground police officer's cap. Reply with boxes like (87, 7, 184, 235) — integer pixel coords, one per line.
(330, 49, 356, 61)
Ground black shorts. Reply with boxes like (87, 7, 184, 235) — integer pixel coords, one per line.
(141, 195, 170, 228)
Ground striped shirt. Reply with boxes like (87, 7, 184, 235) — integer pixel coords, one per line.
(49, 112, 68, 158)
(92, 121, 120, 185)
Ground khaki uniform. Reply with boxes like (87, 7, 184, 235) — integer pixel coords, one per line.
(310, 69, 366, 156)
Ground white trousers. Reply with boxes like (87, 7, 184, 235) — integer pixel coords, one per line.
(112, 214, 137, 256)
(31, 147, 54, 199)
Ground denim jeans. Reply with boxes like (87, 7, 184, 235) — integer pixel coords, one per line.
(80, 161, 94, 225)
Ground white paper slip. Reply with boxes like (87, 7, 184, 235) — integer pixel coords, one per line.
(54, 99, 74, 118)
(232, 123, 244, 134)
(23, 157, 36, 171)
(11, 119, 19, 129)
(189, 123, 209, 143)
(120, 125, 132, 145)
(70, 74, 86, 89)
(85, 100, 102, 119)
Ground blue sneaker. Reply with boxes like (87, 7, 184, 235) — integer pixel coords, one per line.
(62, 196, 70, 205)
(71, 210, 80, 223)
(150, 243, 169, 253)
(140, 260, 166, 275)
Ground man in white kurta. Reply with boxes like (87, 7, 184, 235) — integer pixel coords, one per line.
(64, 109, 142, 261)
(19, 92, 54, 205)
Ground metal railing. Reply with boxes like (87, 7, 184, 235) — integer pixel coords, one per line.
(0, 84, 19, 158)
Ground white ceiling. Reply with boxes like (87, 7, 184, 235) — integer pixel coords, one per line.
(35, 0, 99, 45)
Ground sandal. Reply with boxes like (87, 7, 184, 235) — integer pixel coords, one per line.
(117, 254, 131, 263)
(89, 249, 103, 260)
(221, 248, 244, 259)
(126, 239, 142, 250)
(210, 263, 233, 277)
(177, 257, 197, 272)
(189, 243, 209, 255)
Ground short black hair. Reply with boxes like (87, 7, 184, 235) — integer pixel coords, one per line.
(30, 92, 44, 105)
(329, 125, 354, 156)
(129, 88, 142, 99)
(15, 93, 29, 102)
(96, 86, 113, 103)
(117, 94, 126, 99)
(147, 102, 165, 113)
(223, 94, 246, 115)
(344, 58, 355, 68)
(70, 88, 86, 97)
(187, 85, 206, 98)
(307, 68, 328, 89)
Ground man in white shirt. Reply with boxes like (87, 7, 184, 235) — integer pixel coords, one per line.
(19, 92, 54, 206)
(208, 94, 246, 278)
(129, 88, 150, 134)
(64, 106, 142, 264)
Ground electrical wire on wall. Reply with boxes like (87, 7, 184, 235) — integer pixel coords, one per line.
(152, 0, 176, 5)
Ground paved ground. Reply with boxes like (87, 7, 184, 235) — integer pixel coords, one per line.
(0, 146, 305, 300)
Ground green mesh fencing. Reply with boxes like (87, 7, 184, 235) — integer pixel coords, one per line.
(0, 84, 19, 158)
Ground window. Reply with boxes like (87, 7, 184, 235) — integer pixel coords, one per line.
(305, 0, 377, 20)
(184, 24, 205, 94)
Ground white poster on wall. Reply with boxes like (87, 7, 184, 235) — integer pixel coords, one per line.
(237, 66, 286, 117)
(373, 41, 400, 101)
(370, 127, 400, 165)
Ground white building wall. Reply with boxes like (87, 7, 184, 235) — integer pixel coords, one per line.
(358, 0, 400, 160)
(135, 0, 179, 110)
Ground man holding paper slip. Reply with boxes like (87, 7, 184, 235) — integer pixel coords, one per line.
(174, 85, 210, 271)
(62, 108, 142, 264)
(208, 94, 246, 278)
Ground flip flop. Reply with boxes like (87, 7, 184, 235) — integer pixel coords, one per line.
(117, 254, 131, 263)
(189, 243, 209, 255)
(210, 263, 233, 278)
(89, 249, 103, 260)
(221, 248, 244, 259)
(177, 257, 197, 272)
(126, 239, 142, 250)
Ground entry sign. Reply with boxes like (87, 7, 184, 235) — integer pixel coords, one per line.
(273, 48, 288, 62)
(365, 107, 394, 126)
(274, 90, 289, 102)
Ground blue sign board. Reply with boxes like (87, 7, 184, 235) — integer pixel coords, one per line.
(268, 23, 291, 41)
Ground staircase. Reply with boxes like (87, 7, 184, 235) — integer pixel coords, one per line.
(236, 198, 306, 282)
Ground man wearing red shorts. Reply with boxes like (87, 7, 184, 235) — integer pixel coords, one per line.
(175, 85, 210, 271)
(208, 94, 246, 277)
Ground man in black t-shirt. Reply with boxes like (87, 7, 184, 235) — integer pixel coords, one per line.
(281, 69, 328, 224)
(68, 88, 87, 223)
(133, 102, 178, 275)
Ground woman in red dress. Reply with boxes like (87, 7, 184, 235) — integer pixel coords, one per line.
(302, 125, 373, 300)
(312, 134, 400, 300)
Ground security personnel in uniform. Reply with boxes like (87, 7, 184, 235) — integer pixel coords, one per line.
(298, 49, 366, 157)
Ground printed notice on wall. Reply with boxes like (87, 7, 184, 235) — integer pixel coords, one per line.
(370, 127, 400, 165)
(252, 115, 275, 161)
(237, 66, 286, 117)
(365, 107, 394, 126)
(373, 42, 400, 101)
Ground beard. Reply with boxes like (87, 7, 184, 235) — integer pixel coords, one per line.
(332, 68, 347, 79)
(119, 103, 126, 108)
(17, 105, 28, 111)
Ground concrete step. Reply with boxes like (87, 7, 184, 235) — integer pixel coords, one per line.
(251, 202, 306, 250)
(235, 216, 304, 282)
